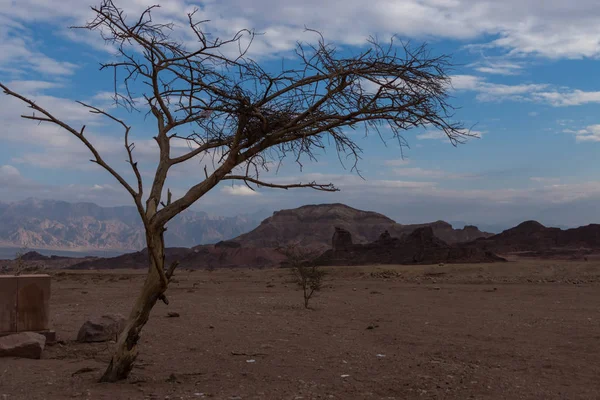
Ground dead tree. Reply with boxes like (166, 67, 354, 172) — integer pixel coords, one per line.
(0, 0, 469, 382)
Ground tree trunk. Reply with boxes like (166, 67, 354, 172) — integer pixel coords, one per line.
(100, 230, 168, 382)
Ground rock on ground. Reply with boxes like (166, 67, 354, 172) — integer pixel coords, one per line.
(77, 313, 126, 343)
(0, 332, 46, 359)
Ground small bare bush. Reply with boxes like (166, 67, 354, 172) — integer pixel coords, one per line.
(278, 244, 326, 309)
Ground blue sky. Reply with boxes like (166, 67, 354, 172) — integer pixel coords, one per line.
(2, 0, 600, 230)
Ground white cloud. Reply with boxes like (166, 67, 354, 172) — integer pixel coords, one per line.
(0, 18, 77, 76)
(449, 75, 483, 91)
(0, 165, 21, 179)
(370, 179, 436, 189)
(477, 83, 548, 99)
(0, 82, 165, 174)
(1, 0, 600, 61)
(0, 165, 39, 189)
(557, 119, 574, 126)
(530, 177, 560, 184)
(451, 75, 549, 102)
(416, 129, 483, 141)
(451, 75, 600, 107)
(469, 59, 526, 76)
(393, 167, 473, 180)
(90, 184, 120, 192)
(3, 80, 64, 93)
(564, 125, 600, 143)
(221, 185, 260, 196)
(532, 90, 600, 107)
(416, 131, 449, 140)
(384, 159, 411, 167)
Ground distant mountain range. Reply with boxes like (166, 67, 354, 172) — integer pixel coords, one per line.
(6, 201, 598, 269)
(0, 198, 268, 251)
(0, 199, 494, 252)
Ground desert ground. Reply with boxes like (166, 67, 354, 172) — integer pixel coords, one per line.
(1, 260, 600, 399)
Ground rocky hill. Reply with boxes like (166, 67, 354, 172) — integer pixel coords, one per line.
(231, 203, 492, 250)
(0, 198, 264, 251)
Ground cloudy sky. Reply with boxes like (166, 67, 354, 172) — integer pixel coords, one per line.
(1, 0, 600, 230)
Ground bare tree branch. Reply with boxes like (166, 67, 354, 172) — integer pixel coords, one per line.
(222, 175, 338, 192)
(76, 101, 144, 198)
(0, 82, 146, 221)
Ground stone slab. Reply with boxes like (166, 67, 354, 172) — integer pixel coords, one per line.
(16, 275, 50, 332)
(0, 276, 18, 334)
(0, 331, 46, 359)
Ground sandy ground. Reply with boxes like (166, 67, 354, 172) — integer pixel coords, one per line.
(1, 260, 600, 399)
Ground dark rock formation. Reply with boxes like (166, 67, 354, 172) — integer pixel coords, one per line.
(215, 240, 242, 249)
(316, 227, 505, 266)
(332, 227, 353, 251)
(474, 220, 600, 254)
(377, 230, 392, 243)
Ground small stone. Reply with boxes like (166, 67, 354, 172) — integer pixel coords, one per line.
(166, 312, 180, 318)
(0, 332, 46, 359)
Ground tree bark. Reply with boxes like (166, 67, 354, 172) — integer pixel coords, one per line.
(100, 230, 168, 382)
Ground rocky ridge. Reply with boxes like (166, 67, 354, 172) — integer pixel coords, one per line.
(316, 227, 506, 266)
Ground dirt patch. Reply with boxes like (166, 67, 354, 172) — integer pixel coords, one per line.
(1, 261, 600, 399)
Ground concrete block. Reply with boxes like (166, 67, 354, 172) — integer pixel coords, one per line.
(16, 275, 50, 332)
(0, 276, 17, 335)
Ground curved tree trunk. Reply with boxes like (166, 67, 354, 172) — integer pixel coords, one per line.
(100, 230, 169, 382)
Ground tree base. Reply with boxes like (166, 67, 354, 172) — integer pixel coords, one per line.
(99, 350, 137, 382)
